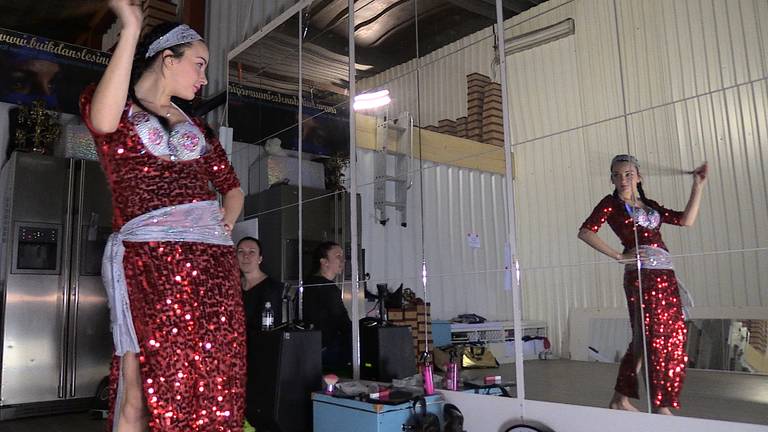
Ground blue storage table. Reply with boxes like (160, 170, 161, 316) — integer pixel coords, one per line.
(312, 392, 444, 432)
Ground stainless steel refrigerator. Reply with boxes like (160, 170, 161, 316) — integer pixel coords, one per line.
(0, 151, 113, 419)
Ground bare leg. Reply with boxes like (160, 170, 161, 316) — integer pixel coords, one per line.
(610, 322, 644, 412)
(618, 325, 676, 415)
(116, 352, 149, 432)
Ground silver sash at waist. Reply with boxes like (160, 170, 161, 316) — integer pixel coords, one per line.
(624, 245, 694, 319)
(102, 200, 233, 355)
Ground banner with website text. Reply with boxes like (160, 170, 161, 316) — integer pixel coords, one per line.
(0, 27, 109, 115)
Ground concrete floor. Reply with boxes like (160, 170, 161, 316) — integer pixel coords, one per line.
(463, 359, 768, 425)
(1, 359, 766, 430)
(0, 411, 104, 432)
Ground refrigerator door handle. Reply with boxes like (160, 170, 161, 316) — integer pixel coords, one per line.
(68, 160, 87, 397)
(58, 159, 76, 399)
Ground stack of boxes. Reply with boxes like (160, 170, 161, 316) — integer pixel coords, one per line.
(142, 0, 180, 34)
(746, 320, 767, 355)
(465, 73, 488, 142)
(455, 116, 468, 139)
(480, 81, 504, 147)
(423, 73, 505, 147)
(388, 303, 433, 359)
(437, 119, 457, 136)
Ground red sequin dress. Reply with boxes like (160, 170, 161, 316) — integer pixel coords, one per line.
(80, 86, 245, 431)
(581, 194, 688, 409)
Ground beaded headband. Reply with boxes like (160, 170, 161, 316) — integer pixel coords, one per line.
(611, 154, 640, 169)
(145, 24, 202, 58)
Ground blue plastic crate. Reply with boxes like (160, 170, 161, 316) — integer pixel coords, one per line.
(312, 392, 444, 432)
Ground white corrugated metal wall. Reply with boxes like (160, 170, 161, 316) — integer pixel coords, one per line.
(358, 0, 768, 354)
(505, 0, 632, 356)
(502, 0, 768, 356)
(355, 150, 512, 321)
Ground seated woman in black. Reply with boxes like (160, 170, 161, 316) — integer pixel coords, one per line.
(303, 241, 352, 374)
(237, 236, 283, 330)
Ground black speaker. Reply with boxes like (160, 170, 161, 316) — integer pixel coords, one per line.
(360, 324, 417, 381)
(247, 329, 322, 432)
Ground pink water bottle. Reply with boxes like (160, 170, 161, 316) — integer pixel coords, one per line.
(420, 352, 435, 395)
(445, 360, 459, 390)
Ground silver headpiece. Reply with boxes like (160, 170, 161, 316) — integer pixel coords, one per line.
(611, 154, 640, 169)
(145, 24, 203, 58)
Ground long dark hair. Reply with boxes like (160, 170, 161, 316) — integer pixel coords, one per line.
(310, 241, 341, 276)
(129, 22, 199, 128)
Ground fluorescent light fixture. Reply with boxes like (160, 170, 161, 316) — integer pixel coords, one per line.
(353, 89, 391, 111)
(505, 18, 575, 56)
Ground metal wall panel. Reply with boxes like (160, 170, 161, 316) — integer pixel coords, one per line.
(504, 0, 768, 354)
(356, 149, 512, 321)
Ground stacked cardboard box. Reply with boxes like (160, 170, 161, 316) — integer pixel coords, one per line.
(423, 73, 506, 147)
(465, 73, 489, 142)
(481, 81, 504, 147)
(746, 320, 768, 354)
(388, 303, 433, 358)
(455, 116, 467, 138)
(437, 119, 457, 136)
(142, 0, 179, 34)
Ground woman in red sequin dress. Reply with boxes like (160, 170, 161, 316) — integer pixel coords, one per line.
(81, 1, 245, 430)
(578, 155, 707, 414)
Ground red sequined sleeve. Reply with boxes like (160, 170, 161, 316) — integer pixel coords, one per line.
(198, 119, 241, 194)
(647, 199, 684, 226)
(580, 195, 615, 233)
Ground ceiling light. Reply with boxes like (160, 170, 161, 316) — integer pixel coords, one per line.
(353, 89, 391, 111)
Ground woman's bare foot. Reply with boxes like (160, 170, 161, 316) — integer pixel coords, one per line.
(608, 392, 639, 411)
(653, 406, 674, 416)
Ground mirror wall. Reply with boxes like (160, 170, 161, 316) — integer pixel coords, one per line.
(352, 0, 516, 391)
(227, 0, 768, 426)
(504, 0, 768, 425)
(299, 0, 355, 373)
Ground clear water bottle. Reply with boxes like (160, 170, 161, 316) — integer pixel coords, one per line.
(261, 301, 274, 331)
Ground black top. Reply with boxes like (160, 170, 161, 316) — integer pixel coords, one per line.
(242, 276, 284, 332)
(302, 274, 352, 349)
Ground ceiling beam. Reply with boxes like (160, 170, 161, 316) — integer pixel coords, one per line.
(478, 0, 530, 14)
(445, 0, 497, 20)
